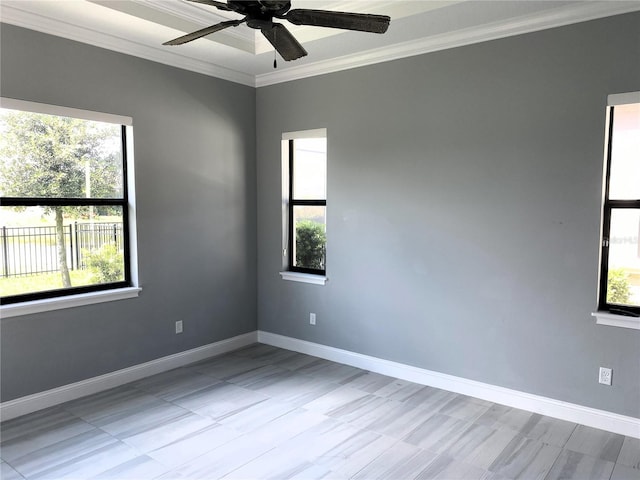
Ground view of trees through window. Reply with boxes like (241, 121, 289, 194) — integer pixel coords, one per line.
(0, 106, 128, 301)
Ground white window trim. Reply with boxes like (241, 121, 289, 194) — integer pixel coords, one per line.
(280, 271, 327, 285)
(0, 97, 132, 126)
(608, 91, 640, 106)
(591, 312, 640, 330)
(592, 91, 640, 330)
(1, 287, 142, 318)
(0, 97, 140, 316)
(281, 128, 328, 280)
(282, 129, 327, 141)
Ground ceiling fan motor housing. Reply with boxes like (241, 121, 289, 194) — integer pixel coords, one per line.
(228, 1, 291, 19)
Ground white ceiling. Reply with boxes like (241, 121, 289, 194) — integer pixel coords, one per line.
(2, 0, 639, 87)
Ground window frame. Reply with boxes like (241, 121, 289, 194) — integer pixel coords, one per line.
(281, 129, 327, 280)
(288, 139, 327, 276)
(597, 93, 640, 317)
(0, 98, 137, 306)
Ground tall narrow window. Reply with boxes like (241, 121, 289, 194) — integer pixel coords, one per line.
(0, 99, 134, 304)
(598, 93, 640, 315)
(283, 130, 327, 276)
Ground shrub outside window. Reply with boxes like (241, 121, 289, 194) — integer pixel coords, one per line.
(598, 95, 640, 315)
(0, 99, 133, 304)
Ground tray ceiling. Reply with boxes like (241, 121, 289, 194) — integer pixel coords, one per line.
(2, 0, 638, 87)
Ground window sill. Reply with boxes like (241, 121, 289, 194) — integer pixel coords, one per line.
(280, 271, 327, 285)
(591, 311, 640, 330)
(1, 287, 142, 319)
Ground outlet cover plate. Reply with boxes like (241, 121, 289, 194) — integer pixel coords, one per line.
(599, 367, 612, 386)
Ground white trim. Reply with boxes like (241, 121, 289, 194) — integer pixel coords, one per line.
(3, 1, 638, 87)
(0, 287, 142, 319)
(0, 331, 258, 421)
(255, 2, 640, 87)
(280, 129, 328, 283)
(279, 271, 327, 285)
(125, 125, 140, 288)
(595, 91, 640, 331)
(112, 0, 257, 54)
(0, 3, 255, 87)
(0, 97, 133, 126)
(592, 311, 640, 330)
(258, 331, 640, 438)
(0, 103, 140, 319)
(608, 92, 640, 106)
(282, 128, 327, 141)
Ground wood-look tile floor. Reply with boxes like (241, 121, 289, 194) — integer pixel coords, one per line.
(1, 344, 638, 480)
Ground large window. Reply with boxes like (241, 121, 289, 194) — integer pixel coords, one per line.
(598, 93, 640, 316)
(0, 99, 134, 304)
(283, 130, 327, 276)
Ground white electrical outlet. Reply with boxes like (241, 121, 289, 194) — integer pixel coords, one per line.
(310, 313, 316, 325)
(599, 367, 612, 386)
(175, 320, 183, 334)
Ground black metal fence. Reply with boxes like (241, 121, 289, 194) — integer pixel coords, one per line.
(0, 222, 123, 278)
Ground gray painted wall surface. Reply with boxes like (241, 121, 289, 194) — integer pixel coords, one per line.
(257, 13, 640, 417)
(0, 24, 257, 402)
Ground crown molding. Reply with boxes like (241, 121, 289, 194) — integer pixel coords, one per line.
(2, 1, 639, 88)
(130, 0, 259, 53)
(0, 2, 255, 87)
(256, 1, 640, 87)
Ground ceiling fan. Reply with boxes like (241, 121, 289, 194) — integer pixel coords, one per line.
(163, 0, 391, 62)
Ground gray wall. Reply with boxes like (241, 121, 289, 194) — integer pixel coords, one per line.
(0, 24, 257, 402)
(2, 13, 639, 419)
(256, 13, 640, 417)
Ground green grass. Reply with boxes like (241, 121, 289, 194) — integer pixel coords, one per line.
(0, 270, 96, 297)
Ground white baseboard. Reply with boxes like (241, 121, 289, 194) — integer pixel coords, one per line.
(258, 331, 640, 439)
(4, 329, 638, 439)
(0, 331, 258, 422)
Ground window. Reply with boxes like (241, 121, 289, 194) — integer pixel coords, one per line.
(598, 93, 640, 316)
(0, 98, 135, 305)
(282, 129, 327, 279)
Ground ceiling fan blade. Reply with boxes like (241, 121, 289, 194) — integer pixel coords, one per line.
(163, 19, 245, 45)
(284, 9, 390, 34)
(261, 23, 307, 61)
(185, 0, 233, 11)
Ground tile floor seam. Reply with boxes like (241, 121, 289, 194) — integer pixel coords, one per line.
(542, 445, 569, 480)
(1, 459, 24, 479)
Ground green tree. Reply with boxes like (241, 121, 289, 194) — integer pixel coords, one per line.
(296, 220, 326, 269)
(0, 111, 121, 287)
(607, 268, 631, 304)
